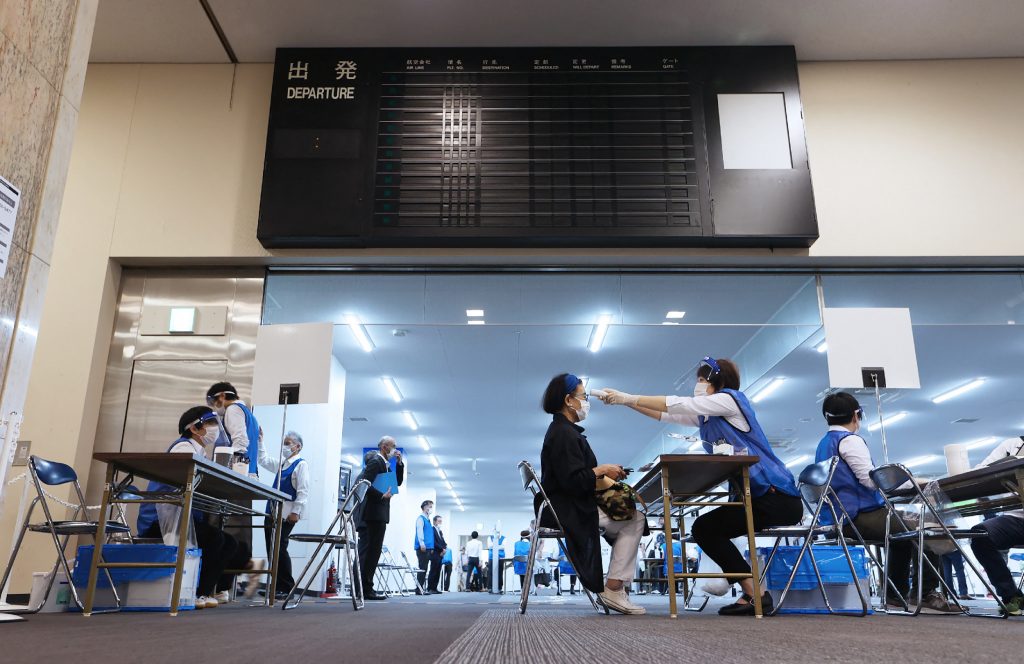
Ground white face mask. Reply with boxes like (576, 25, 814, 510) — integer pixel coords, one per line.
(693, 382, 709, 398)
(201, 426, 220, 446)
(283, 445, 296, 458)
(572, 397, 590, 422)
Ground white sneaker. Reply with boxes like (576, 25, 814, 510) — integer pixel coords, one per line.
(196, 596, 218, 609)
(599, 588, 646, 615)
(214, 590, 231, 604)
(193, 596, 206, 610)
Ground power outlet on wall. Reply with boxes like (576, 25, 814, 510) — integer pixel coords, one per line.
(12, 440, 30, 466)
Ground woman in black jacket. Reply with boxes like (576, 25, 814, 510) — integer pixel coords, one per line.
(538, 373, 646, 615)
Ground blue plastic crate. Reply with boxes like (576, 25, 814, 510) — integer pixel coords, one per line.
(71, 544, 201, 611)
(758, 545, 869, 592)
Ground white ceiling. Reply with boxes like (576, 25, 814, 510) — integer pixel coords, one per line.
(263, 271, 1024, 514)
(89, 0, 1024, 63)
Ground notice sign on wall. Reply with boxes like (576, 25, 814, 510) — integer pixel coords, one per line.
(0, 175, 20, 279)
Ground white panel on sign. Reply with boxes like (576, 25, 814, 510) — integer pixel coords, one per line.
(252, 323, 334, 405)
(0, 175, 21, 279)
(718, 93, 792, 170)
(822, 308, 921, 389)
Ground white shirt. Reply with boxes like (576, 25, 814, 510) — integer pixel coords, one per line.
(660, 392, 750, 433)
(829, 425, 877, 490)
(168, 438, 205, 456)
(222, 403, 258, 455)
(465, 539, 483, 558)
(977, 437, 1024, 519)
(258, 446, 310, 520)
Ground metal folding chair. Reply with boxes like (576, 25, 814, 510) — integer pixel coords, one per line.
(756, 457, 869, 616)
(517, 460, 604, 615)
(282, 479, 370, 611)
(0, 456, 131, 613)
(871, 463, 1007, 618)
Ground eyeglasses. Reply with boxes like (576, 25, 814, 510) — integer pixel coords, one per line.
(572, 393, 589, 402)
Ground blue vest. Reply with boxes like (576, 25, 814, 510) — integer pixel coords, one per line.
(815, 430, 885, 524)
(228, 401, 261, 474)
(442, 548, 452, 564)
(698, 388, 799, 498)
(265, 458, 304, 514)
(662, 540, 683, 575)
(414, 514, 435, 549)
(558, 554, 575, 575)
(513, 540, 531, 574)
(137, 438, 203, 534)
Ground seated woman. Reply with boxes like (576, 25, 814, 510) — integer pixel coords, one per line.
(539, 373, 646, 615)
(599, 357, 803, 616)
(136, 406, 256, 609)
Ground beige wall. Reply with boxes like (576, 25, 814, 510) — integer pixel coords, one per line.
(4, 57, 1024, 591)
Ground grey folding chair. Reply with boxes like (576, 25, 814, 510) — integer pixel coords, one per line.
(283, 478, 370, 611)
(0, 456, 130, 613)
(517, 460, 604, 615)
(400, 551, 428, 594)
(756, 457, 870, 616)
(871, 463, 1007, 618)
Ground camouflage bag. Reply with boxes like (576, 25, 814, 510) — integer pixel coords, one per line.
(595, 480, 646, 521)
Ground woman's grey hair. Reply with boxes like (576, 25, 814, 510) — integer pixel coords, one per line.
(285, 431, 303, 447)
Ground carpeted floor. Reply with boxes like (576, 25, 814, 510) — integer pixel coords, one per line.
(3, 592, 1023, 664)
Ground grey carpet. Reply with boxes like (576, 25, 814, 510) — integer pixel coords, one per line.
(434, 604, 1024, 664)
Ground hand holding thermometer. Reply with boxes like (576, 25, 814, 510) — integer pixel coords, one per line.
(589, 389, 608, 400)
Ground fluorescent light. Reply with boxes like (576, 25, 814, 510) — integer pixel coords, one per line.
(417, 435, 430, 451)
(429, 454, 439, 468)
(661, 322, 680, 325)
(468, 320, 486, 325)
(466, 309, 485, 317)
(965, 436, 999, 450)
(903, 454, 939, 468)
(588, 314, 613, 353)
(343, 454, 360, 465)
(931, 379, 986, 404)
(168, 307, 196, 333)
(345, 314, 375, 352)
(785, 454, 810, 469)
(401, 410, 419, 431)
(445, 481, 454, 491)
(750, 377, 786, 404)
(437, 467, 447, 480)
(665, 311, 686, 319)
(688, 441, 704, 452)
(867, 411, 908, 432)
(815, 341, 828, 353)
(381, 376, 403, 403)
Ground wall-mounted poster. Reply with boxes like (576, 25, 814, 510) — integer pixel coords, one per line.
(338, 462, 353, 509)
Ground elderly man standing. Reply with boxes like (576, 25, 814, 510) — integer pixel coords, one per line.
(257, 431, 309, 599)
(354, 436, 405, 600)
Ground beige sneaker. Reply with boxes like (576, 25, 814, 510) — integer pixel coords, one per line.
(214, 590, 231, 604)
(599, 588, 646, 615)
(244, 559, 266, 599)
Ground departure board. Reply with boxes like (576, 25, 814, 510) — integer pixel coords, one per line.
(258, 47, 817, 248)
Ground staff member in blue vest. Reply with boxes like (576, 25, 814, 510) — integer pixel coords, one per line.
(555, 545, 578, 595)
(816, 392, 957, 613)
(414, 500, 436, 594)
(599, 356, 803, 616)
(137, 406, 254, 609)
(257, 431, 309, 598)
(207, 382, 261, 476)
(512, 530, 532, 591)
(440, 539, 454, 592)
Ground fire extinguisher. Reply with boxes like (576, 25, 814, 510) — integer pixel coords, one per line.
(322, 560, 339, 597)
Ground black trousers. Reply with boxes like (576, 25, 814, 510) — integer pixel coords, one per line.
(416, 549, 430, 590)
(357, 521, 387, 592)
(692, 491, 804, 576)
(442, 562, 453, 590)
(971, 515, 1024, 602)
(141, 520, 250, 597)
(264, 516, 296, 592)
(427, 549, 443, 591)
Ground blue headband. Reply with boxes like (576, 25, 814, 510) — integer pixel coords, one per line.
(701, 356, 721, 376)
(564, 374, 582, 395)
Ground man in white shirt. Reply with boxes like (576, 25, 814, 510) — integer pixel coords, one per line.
(257, 431, 309, 598)
(464, 531, 484, 591)
(969, 436, 1024, 615)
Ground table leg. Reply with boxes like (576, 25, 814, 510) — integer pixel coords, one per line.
(83, 464, 115, 617)
(169, 465, 196, 616)
(267, 500, 283, 607)
(661, 465, 677, 618)
(742, 467, 763, 619)
(678, 512, 690, 606)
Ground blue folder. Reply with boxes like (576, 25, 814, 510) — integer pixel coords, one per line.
(372, 471, 399, 495)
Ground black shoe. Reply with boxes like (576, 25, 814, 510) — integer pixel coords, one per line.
(365, 591, 388, 600)
(274, 591, 290, 601)
(415, 590, 425, 595)
(427, 589, 442, 595)
(718, 592, 773, 616)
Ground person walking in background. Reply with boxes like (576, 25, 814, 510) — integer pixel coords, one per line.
(413, 500, 435, 595)
(465, 531, 483, 591)
(942, 550, 970, 600)
(513, 530, 531, 591)
(354, 436, 404, 601)
(428, 515, 447, 594)
(256, 431, 309, 599)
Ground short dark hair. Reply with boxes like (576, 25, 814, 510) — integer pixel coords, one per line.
(542, 373, 573, 414)
(520, 530, 530, 538)
(433, 515, 442, 523)
(471, 531, 479, 539)
(823, 392, 862, 426)
(421, 500, 433, 510)
(206, 382, 238, 400)
(178, 406, 215, 436)
(697, 358, 741, 392)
